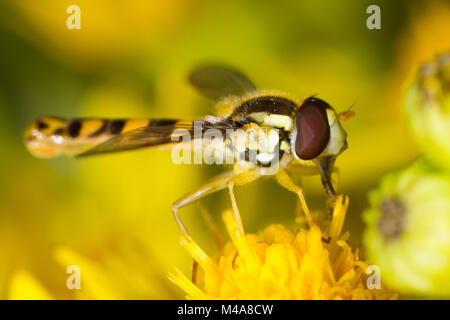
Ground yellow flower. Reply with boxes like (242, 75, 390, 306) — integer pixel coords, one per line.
(7, 238, 180, 300)
(169, 196, 399, 300)
(8, 269, 53, 300)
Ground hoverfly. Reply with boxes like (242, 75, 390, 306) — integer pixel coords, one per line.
(24, 65, 348, 235)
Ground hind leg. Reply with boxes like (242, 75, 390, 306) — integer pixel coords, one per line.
(226, 169, 261, 233)
(172, 169, 261, 235)
(172, 171, 234, 235)
(198, 200, 224, 251)
(172, 169, 261, 284)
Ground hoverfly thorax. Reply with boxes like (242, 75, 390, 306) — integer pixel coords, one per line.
(291, 97, 348, 161)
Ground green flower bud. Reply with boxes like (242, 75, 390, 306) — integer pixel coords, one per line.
(404, 53, 450, 170)
(363, 158, 450, 298)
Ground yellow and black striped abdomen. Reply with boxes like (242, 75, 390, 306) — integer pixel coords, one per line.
(24, 117, 179, 158)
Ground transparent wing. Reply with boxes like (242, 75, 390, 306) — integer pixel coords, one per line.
(76, 123, 193, 158)
(189, 65, 256, 99)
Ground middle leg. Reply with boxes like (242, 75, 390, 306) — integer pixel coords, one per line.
(275, 167, 313, 225)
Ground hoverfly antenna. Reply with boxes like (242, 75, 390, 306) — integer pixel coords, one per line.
(338, 100, 357, 122)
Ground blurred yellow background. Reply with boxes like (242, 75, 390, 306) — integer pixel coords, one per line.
(0, 0, 448, 299)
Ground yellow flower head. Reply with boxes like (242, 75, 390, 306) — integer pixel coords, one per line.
(169, 196, 399, 300)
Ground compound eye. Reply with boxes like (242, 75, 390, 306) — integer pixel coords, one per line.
(295, 98, 331, 160)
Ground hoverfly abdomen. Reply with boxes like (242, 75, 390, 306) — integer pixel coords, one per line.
(23, 117, 176, 158)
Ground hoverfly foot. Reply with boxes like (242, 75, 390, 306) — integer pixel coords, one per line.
(191, 260, 199, 285)
(326, 194, 338, 216)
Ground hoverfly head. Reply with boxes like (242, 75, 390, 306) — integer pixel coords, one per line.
(291, 97, 348, 161)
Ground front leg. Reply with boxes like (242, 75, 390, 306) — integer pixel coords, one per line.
(315, 156, 340, 212)
(315, 156, 337, 198)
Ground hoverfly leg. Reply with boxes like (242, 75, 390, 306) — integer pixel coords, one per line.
(315, 157, 339, 214)
(326, 167, 341, 213)
(295, 197, 304, 222)
(172, 170, 260, 284)
(192, 260, 199, 285)
(171, 170, 260, 285)
(172, 171, 235, 285)
(171, 169, 261, 236)
(227, 169, 262, 234)
(198, 200, 224, 251)
(227, 182, 244, 233)
(331, 166, 340, 190)
(171, 171, 235, 235)
(275, 168, 313, 225)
